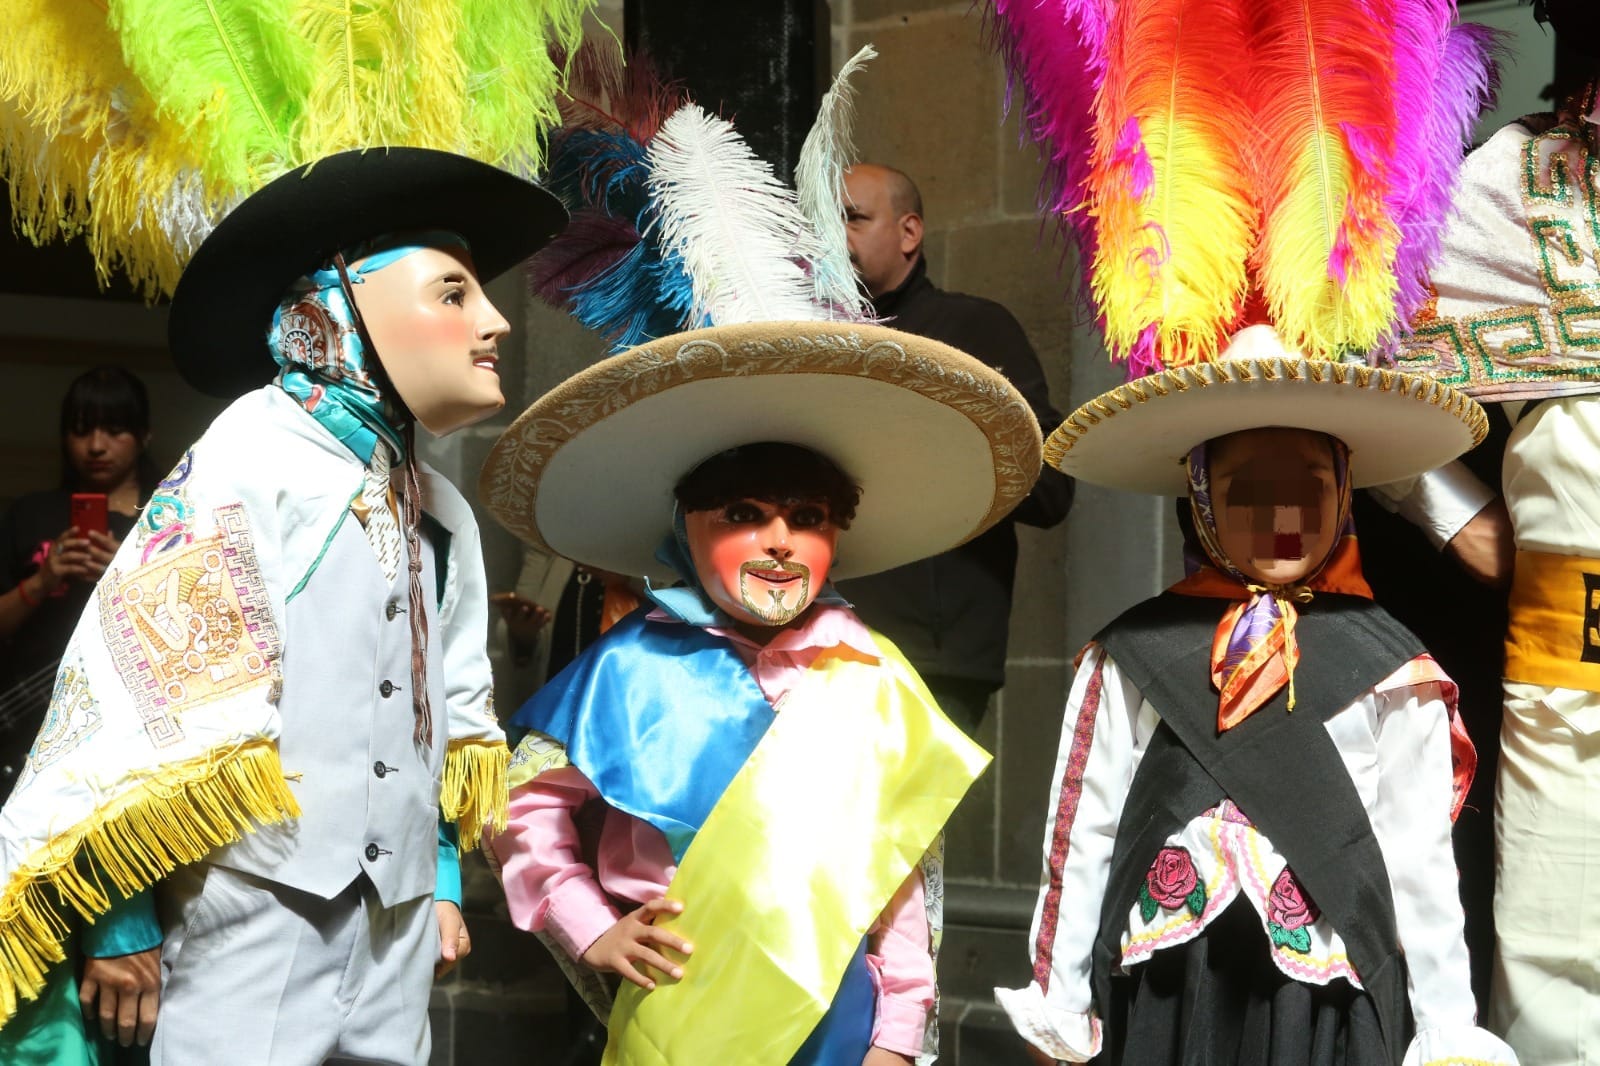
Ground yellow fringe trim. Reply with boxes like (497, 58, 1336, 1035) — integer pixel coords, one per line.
(440, 739, 509, 852)
(0, 739, 299, 1027)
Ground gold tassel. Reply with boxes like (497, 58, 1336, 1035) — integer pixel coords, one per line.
(0, 740, 298, 1027)
(440, 738, 510, 852)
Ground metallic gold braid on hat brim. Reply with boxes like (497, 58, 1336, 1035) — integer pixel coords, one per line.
(480, 321, 1045, 580)
(1045, 357, 1488, 494)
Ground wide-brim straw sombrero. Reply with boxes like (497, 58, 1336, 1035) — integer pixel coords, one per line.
(1048, 325, 1487, 494)
(480, 321, 1044, 581)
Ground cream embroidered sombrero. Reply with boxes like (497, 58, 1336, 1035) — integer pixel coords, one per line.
(1047, 325, 1487, 495)
(479, 321, 1043, 581)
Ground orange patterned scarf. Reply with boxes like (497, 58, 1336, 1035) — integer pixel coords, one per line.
(1172, 437, 1369, 732)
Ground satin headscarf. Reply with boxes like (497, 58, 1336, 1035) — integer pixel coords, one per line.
(1174, 434, 1372, 732)
(267, 231, 468, 464)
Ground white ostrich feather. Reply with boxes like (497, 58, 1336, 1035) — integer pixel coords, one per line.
(646, 104, 822, 327)
(796, 44, 876, 321)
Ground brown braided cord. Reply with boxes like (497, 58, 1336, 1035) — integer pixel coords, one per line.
(333, 253, 434, 750)
(399, 420, 434, 748)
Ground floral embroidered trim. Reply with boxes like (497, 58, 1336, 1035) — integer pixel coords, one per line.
(138, 450, 196, 562)
(1033, 653, 1105, 991)
(1121, 805, 1364, 988)
(1266, 867, 1321, 954)
(1138, 846, 1207, 922)
(1241, 820, 1361, 986)
(1123, 815, 1236, 960)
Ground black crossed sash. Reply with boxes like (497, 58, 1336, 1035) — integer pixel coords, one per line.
(1091, 592, 1425, 1062)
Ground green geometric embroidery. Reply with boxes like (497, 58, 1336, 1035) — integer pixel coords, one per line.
(1526, 128, 1577, 204)
(1556, 298, 1600, 351)
(1533, 219, 1588, 293)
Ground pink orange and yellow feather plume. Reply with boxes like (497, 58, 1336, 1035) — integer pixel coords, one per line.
(1090, 0, 1256, 373)
(985, 0, 1112, 308)
(987, 0, 1499, 374)
(1248, 0, 1401, 359)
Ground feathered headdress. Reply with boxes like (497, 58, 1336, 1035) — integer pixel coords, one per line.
(527, 40, 879, 349)
(1, 0, 594, 299)
(987, 0, 1501, 373)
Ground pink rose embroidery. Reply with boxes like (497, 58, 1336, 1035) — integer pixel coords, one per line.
(1267, 867, 1320, 953)
(1137, 846, 1207, 922)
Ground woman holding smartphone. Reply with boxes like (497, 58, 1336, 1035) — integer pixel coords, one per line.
(0, 365, 159, 801)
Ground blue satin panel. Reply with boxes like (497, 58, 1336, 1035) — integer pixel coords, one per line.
(510, 610, 775, 862)
(790, 938, 875, 1066)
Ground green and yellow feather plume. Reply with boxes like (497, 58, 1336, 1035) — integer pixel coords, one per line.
(1, 0, 595, 298)
(1, 0, 206, 297)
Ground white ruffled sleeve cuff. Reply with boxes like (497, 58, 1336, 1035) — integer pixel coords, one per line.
(994, 983, 1102, 1063)
(1401, 1026, 1520, 1066)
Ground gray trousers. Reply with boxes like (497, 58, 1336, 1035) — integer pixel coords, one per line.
(151, 864, 437, 1066)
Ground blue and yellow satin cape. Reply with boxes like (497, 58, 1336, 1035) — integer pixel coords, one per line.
(512, 608, 989, 1065)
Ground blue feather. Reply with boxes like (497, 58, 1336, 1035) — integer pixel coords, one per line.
(531, 125, 698, 348)
(568, 221, 697, 349)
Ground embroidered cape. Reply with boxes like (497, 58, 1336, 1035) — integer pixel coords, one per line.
(0, 386, 508, 1023)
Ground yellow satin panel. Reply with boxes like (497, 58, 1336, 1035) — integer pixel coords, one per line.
(602, 638, 990, 1065)
(1506, 549, 1600, 692)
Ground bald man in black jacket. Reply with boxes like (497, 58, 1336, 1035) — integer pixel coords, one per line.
(836, 164, 1074, 732)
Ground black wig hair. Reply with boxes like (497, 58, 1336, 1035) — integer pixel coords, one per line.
(674, 442, 862, 529)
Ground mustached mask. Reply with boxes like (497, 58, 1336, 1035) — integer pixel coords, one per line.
(663, 443, 860, 628)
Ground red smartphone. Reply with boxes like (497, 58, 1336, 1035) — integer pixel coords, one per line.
(69, 493, 109, 537)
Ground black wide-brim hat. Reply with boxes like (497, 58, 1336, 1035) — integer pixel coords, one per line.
(169, 146, 567, 397)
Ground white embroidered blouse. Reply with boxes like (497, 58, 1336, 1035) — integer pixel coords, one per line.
(995, 643, 1517, 1066)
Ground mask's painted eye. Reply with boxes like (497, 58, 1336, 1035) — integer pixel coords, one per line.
(788, 504, 829, 529)
(724, 501, 763, 524)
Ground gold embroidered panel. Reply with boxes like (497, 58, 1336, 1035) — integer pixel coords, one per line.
(98, 503, 282, 748)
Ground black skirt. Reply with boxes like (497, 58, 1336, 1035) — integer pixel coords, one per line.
(1103, 900, 1407, 1066)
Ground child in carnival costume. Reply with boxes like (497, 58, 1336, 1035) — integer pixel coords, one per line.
(0, 4, 588, 1063)
(985, 0, 1516, 1062)
(478, 47, 1041, 1066)
(1391, 2, 1600, 1058)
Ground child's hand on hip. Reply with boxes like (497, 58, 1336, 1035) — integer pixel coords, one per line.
(581, 897, 693, 991)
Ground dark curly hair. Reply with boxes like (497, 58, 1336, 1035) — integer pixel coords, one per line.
(674, 442, 861, 529)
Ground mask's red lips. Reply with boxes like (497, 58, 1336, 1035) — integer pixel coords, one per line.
(1272, 533, 1303, 558)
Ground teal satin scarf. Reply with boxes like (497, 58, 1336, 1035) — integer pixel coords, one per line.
(267, 231, 468, 463)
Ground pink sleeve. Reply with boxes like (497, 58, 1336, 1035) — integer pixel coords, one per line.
(867, 865, 934, 1057)
(489, 766, 623, 960)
